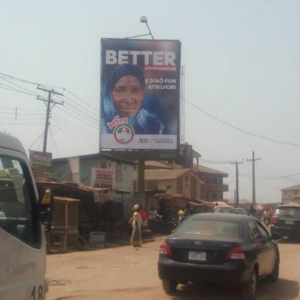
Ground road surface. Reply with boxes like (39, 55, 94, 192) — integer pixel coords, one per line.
(46, 237, 299, 300)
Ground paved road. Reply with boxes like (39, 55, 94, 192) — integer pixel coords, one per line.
(46, 237, 300, 300)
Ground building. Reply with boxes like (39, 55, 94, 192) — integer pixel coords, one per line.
(193, 165, 229, 202)
(281, 184, 300, 204)
(144, 168, 204, 199)
(52, 153, 136, 219)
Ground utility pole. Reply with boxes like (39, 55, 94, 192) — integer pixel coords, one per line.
(37, 87, 64, 153)
(231, 161, 243, 207)
(247, 151, 261, 206)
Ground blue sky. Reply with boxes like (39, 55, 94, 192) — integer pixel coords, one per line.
(1, 0, 300, 202)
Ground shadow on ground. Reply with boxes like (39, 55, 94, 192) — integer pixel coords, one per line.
(170, 279, 299, 300)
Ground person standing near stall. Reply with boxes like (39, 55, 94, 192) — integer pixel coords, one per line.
(130, 204, 142, 247)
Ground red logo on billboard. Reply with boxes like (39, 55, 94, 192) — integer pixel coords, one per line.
(113, 124, 135, 144)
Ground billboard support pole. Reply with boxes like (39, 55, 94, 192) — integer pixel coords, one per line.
(137, 160, 145, 192)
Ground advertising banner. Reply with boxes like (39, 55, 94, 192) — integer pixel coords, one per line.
(100, 38, 181, 151)
(29, 150, 52, 182)
(91, 168, 114, 189)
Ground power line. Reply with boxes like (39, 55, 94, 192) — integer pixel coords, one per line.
(60, 94, 99, 118)
(184, 98, 300, 147)
(0, 121, 44, 125)
(0, 106, 44, 111)
(0, 77, 39, 96)
(53, 116, 98, 139)
(51, 118, 98, 144)
(57, 106, 99, 130)
(27, 131, 45, 151)
(0, 72, 64, 89)
(0, 84, 37, 97)
(65, 89, 99, 112)
(51, 123, 98, 149)
(62, 101, 99, 124)
(49, 125, 60, 158)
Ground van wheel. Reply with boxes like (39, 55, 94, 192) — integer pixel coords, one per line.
(268, 257, 279, 282)
(162, 280, 178, 294)
(240, 269, 257, 300)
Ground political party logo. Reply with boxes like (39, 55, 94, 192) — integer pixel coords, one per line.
(113, 124, 135, 145)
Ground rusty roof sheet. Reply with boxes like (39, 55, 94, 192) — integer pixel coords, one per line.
(145, 169, 190, 181)
(281, 184, 300, 191)
(145, 161, 172, 169)
(194, 164, 228, 176)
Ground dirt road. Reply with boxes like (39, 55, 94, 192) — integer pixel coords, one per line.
(46, 238, 299, 300)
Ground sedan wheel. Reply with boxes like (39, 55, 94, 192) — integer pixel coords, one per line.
(162, 280, 178, 295)
(241, 270, 257, 300)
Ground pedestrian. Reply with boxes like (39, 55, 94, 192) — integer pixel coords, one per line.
(148, 206, 162, 232)
(249, 205, 256, 217)
(139, 205, 148, 228)
(178, 207, 185, 224)
(130, 204, 142, 248)
(264, 208, 271, 226)
(213, 202, 219, 212)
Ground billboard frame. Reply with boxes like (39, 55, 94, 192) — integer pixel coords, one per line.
(100, 38, 181, 157)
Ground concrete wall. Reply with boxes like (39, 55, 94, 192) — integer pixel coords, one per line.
(282, 190, 299, 203)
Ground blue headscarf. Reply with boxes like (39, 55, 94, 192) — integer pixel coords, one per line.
(102, 64, 163, 135)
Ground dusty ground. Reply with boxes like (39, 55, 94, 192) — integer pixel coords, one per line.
(46, 237, 300, 300)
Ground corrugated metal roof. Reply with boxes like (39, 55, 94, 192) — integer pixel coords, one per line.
(194, 164, 228, 176)
(145, 161, 172, 169)
(145, 169, 190, 181)
(281, 184, 300, 191)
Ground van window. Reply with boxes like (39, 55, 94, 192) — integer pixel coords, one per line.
(0, 155, 39, 246)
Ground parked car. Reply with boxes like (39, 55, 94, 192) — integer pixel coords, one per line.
(214, 206, 233, 214)
(233, 208, 248, 215)
(158, 213, 280, 300)
(270, 204, 300, 240)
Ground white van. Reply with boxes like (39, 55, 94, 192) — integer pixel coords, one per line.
(0, 132, 53, 300)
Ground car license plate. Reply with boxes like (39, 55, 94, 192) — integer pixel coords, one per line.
(188, 251, 206, 261)
(286, 220, 294, 225)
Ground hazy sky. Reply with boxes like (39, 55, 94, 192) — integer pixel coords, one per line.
(1, 0, 300, 203)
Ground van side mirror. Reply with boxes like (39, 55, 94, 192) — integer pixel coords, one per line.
(38, 187, 54, 232)
(271, 233, 281, 241)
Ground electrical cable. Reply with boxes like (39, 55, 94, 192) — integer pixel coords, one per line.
(57, 106, 99, 130)
(51, 123, 98, 149)
(49, 125, 60, 158)
(184, 98, 300, 147)
(0, 77, 39, 96)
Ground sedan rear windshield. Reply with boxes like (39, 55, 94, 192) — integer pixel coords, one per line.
(175, 219, 240, 238)
(276, 207, 300, 219)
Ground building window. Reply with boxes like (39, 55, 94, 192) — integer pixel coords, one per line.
(185, 175, 189, 183)
(219, 178, 223, 184)
(284, 191, 287, 195)
(207, 178, 211, 184)
(213, 193, 217, 199)
(166, 185, 171, 190)
(294, 191, 298, 196)
(213, 178, 218, 184)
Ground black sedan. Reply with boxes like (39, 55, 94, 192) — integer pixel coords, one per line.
(158, 213, 280, 300)
(270, 204, 300, 240)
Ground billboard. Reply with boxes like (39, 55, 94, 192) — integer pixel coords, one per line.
(100, 38, 181, 151)
(29, 150, 52, 182)
(91, 168, 114, 189)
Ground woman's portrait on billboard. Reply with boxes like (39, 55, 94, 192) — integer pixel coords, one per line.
(101, 64, 163, 135)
